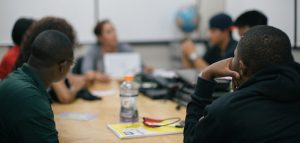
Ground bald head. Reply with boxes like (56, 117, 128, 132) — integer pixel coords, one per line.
(29, 30, 73, 67)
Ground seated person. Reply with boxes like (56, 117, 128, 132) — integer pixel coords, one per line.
(14, 17, 92, 104)
(0, 18, 34, 80)
(82, 20, 152, 83)
(234, 10, 268, 37)
(0, 30, 74, 142)
(184, 25, 300, 143)
(14, 17, 76, 69)
(181, 13, 237, 69)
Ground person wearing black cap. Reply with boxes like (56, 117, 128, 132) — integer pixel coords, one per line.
(234, 10, 268, 37)
(182, 13, 237, 69)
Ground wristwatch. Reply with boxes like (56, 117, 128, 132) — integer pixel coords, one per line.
(188, 52, 198, 61)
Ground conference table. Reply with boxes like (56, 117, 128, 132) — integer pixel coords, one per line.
(52, 81, 186, 143)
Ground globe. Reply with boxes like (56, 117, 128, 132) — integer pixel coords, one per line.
(176, 5, 199, 33)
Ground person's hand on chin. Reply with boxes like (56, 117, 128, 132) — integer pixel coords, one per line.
(200, 58, 240, 81)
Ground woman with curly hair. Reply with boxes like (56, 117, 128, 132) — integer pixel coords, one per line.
(14, 17, 76, 69)
(15, 16, 95, 103)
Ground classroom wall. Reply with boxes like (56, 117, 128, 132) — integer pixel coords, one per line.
(225, 0, 296, 47)
(0, 0, 298, 46)
(1, 0, 299, 69)
(98, 0, 197, 43)
(297, 0, 300, 47)
(0, 0, 224, 45)
(0, 0, 96, 45)
(198, 0, 225, 39)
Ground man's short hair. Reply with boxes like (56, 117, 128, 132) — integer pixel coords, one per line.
(30, 30, 73, 67)
(238, 25, 293, 74)
(234, 10, 268, 28)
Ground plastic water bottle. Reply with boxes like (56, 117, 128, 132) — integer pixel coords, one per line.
(120, 75, 139, 122)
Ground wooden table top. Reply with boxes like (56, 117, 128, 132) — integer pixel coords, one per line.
(52, 81, 186, 143)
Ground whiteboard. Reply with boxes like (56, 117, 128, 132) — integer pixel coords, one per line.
(98, 0, 196, 42)
(0, 0, 95, 45)
(225, 0, 295, 46)
(297, 0, 300, 47)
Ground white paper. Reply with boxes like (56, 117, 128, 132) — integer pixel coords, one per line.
(104, 53, 142, 79)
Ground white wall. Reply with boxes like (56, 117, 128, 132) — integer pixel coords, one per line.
(0, 0, 95, 45)
(225, 0, 295, 46)
(98, 0, 196, 42)
(297, 0, 300, 47)
(0, 0, 223, 45)
(198, 0, 225, 39)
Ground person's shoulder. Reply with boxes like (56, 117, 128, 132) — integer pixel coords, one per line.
(0, 70, 40, 98)
(119, 43, 133, 52)
(0, 76, 50, 117)
(1, 46, 18, 62)
(86, 43, 100, 53)
(82, 44, 100, 59)
(4, 76, 50, 107)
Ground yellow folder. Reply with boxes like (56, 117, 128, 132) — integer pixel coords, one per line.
(107, 122, 183, 139)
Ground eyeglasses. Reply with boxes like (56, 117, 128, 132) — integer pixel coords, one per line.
(58, 59, 76, 69)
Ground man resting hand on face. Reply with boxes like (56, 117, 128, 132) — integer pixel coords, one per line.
(184, 25, 300, 143)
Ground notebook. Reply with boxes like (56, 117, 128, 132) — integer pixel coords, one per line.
(107, 122, 183, 139)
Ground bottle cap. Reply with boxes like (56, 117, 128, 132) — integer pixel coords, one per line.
(123, 74, 134, 81)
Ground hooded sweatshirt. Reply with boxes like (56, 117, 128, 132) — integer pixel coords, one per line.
(184, 62, 300, 143)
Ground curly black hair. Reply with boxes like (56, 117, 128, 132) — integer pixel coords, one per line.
(14, 16, 76, 69)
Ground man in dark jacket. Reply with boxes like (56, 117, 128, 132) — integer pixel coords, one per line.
(184, 25, 300, 143)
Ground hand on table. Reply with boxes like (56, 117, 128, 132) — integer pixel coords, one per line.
(67, 74, 87, 93)
(143, 65, 154, 74)
(95, 73, 111, 83)
(85, 71, 111, 83)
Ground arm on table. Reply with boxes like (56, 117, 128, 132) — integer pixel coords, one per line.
(51, 74, 87, 103)
(184, 58, 240, 143)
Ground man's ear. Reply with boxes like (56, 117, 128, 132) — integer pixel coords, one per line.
(58, 62, 67, 73)
(239, 60, 248, 77)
